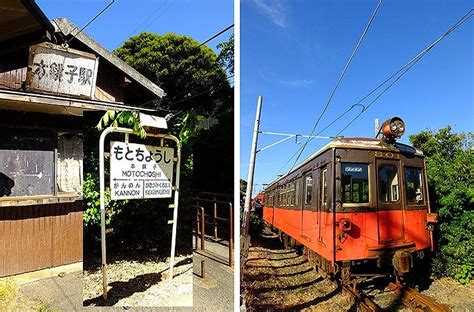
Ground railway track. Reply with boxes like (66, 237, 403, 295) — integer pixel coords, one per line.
(245, 228, 453, 311)
(341, 280, 451, 312)
(387, 281, 450, 312)
(341, 284, 382, 311)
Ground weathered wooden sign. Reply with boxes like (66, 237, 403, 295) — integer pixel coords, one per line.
(26, 42, 99, 99)
(109, 141, 174, 200)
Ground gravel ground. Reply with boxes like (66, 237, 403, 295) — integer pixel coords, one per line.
(415, 278, 474, 311)
(242, 227, 474, 311)
(242, 230, 352, 311)
(83, 254, 193, 307)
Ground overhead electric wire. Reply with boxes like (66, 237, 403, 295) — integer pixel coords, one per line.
(197, 24, 234, 47)
(335, 8, 474, 136)
(288, 0, 382, 172)
(269, 7, 472, 183)
(140, 24, 235, 108)
(127, 0, 169, 37)
(145, 0, 177, 31)
(67, 0, 116, 44)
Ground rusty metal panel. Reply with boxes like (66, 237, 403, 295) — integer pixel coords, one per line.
(0, 201, 83, 277)
(26, 43, 99, 99)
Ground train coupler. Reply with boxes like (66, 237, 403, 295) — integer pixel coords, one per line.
(392, 250, 413, 275)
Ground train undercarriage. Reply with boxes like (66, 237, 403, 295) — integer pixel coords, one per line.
(276, 227, 431, 288)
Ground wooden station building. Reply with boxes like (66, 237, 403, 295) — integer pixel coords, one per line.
(0, 0, 164, 277)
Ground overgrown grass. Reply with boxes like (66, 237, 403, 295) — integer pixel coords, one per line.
(0, 278, 17, 310)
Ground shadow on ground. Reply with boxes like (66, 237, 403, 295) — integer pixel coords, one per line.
(83, 257, 192, 307)
(242, 229, 341, 311)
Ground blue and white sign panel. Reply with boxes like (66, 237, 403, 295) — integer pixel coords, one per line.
(110, 141, 174, 200)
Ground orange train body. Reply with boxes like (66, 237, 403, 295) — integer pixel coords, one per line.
(262, 137, 436, 276)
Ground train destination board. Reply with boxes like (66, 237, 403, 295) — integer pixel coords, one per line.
(110, 141, 174, 200)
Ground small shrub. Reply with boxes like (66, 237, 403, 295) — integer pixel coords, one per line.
(0, 278, 17, 310)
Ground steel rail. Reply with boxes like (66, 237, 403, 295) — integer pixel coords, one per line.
(341, 285, 382, 312)
(389, 282, 451, 312)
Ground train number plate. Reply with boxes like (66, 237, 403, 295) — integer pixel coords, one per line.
(374, 151, 400, 159)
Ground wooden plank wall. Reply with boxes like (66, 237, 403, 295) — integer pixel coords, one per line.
(0, 201, 83, 277)
(0, 49, 28, 90)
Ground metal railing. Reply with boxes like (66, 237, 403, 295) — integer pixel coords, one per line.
(193, 193, 233, 269)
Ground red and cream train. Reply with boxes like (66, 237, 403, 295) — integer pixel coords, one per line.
(262, 118, 438, 282)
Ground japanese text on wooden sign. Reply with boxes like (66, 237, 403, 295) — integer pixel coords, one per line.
(110, 141, 174, 200)
(26, 43, 99, 99)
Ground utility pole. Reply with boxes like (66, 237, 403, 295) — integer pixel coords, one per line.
(243, 96, 263, 236)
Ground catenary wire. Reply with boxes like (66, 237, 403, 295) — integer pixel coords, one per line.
(197, 24, 234, 48)
(336, 8, 474, 136)
(127, 0, 169, 38)
(66, 0, 116, 44)
(289, 0, 383, 172)
(269, 8, 472, 182)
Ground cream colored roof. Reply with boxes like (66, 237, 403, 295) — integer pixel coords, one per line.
(269, 137, 423, 186)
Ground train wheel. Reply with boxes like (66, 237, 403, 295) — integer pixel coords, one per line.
(341, 262, 351, 285)
(289, 237, 296, 248)
(282, 233, 290, 249)
(317, 263, 327, 279)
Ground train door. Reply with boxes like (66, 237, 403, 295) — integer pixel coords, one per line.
(376, 158, 405, 244)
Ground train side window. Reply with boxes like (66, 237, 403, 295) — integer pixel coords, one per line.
(341, 163, 369, 204)
(290, 182, 295, 206)
(305, 175, 313, 204)
(404, 167, 424, 204)
(378, 165, 400, 202)
(320, 167, 328, 208)
(294, 180, 299, 206)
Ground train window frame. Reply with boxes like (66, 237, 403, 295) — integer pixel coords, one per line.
(404, 166, 424, 205)
(282, 185, 286, 207)
(294, 179, 299, 207)
(378, 164, 400, 203)
(341, 163, 370, 207)
(320, 167, 328, 209)
(304, 174, 313, 205)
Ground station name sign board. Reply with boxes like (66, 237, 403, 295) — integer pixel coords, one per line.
(26, 43, 99, 99)
(110, 141, 174, 200)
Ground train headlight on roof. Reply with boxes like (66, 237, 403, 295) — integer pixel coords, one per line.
(381, 117, 406, 142)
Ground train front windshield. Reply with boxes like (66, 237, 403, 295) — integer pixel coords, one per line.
(341, 163, 369, 204)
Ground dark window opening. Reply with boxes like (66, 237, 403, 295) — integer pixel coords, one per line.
(320, 167, 328, 208)
(305, 175, 313, 205)
(378, 164, 399, 202)
(342, 163, 369, 204)
(405, 167, 423, 204)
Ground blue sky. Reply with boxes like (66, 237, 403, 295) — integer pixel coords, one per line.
(37, 0, 233, 52)
(241, 0, 473, 192)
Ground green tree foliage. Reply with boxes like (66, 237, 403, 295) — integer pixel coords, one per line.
(217, 34, 234, 76)
(114, 32, 230, 115)
(410, 127, 474, 283)
(83, 32, 233, 256)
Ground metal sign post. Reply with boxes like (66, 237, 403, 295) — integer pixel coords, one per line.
(98, 126, 181, 300)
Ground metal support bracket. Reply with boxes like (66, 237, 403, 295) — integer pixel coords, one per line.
(99, 126, 181, 301)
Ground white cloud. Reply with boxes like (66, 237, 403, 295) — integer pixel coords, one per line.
(253, 0, 287, 28)
(278, 79, 315, 87)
